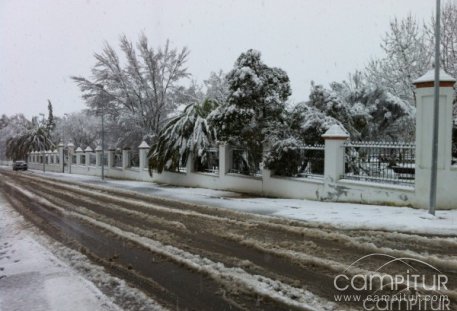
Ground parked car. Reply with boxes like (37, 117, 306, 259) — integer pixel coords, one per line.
(13, 161, 28, 171)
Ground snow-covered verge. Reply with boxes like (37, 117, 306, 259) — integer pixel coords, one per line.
(0, 190, 166, 311)
(20, 168, 457, 236)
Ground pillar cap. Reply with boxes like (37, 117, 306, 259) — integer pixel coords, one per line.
(413, 69, 456, 88)
(67, 142, 75, 147)
(138, 141, 150, 149)
(84, 146, 93, 152)
(95, 145, 102, 151)
(75, 147, 83, 152)
(322, 124, 350, 140)
(58, 141, 64, 147)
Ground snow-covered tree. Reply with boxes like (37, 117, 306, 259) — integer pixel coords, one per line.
(53, 111, 100, 148)
(298, 80, 414, 143)
(6, 124, 54, 160)
(0, 114, 30, 160)
(148, 99, 217, 173)
(46, 100, 56, 133)
(306, 82, 358, 139)
(289, 101, 343, 145)
(204, 70, 229, 105)
(209, 49, 291, 168)
(365, 15, 431, 105)
(72, 34, 190, 148)
(428, 1, 457, 79)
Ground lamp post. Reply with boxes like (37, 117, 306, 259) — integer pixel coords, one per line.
(429, 0, 441, 216)
(95, 84, 106, 181)
(62, 113, 68, 173)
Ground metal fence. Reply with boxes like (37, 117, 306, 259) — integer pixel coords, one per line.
(129, 150, 139, 167)
(114, 150, 123, 167)
(229, 148, 261, 177)
(102, 153, 108, 166)
(343, 141, 415, 186)
(296, 145, 325, 178)
(194, 148, 219, 174)
(89, 153, 97, 166)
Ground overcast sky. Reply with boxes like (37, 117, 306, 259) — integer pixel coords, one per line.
(0, 0, 435, 118)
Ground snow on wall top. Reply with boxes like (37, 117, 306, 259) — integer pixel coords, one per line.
(413, 69, 456, 84)
(138, 141, 150, 149)
(321, 124, 349, 138)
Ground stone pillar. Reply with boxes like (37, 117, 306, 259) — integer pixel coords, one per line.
(186, 153, 194, 174)
(322, 124, 350, 198)
(138, 141, 150, 169)
(67, 143, 74, 173)
(46, 150, 50, 164)
(53, 150, 57, 164)
(75, 147, 83, 165)
(95, 145, 102, 167)
(413, 69, 456, 209)
(122, 148, 130, 170)
(58, 142, 64, 172)
(218, 142, 231, 176)
(85, 146, 93, 166)
(107, 148, 115, 168)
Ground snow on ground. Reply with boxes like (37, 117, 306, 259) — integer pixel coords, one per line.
(20, 168, 457, 236)
(0, 192, 121, 311)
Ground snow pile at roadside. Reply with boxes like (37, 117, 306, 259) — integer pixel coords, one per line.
(23, 169, 457, 236)
(0, 191, 167, 311)
(0, 194, 120, 311)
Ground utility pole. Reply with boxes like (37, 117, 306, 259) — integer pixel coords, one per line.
(101, 96, 105, 181)
(429, 0, 441, 216)
(96, 84, 106, 181)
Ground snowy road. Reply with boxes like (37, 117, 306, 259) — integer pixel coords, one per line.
(1, 170, 456, 310)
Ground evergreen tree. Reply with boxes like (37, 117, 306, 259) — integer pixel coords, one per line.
(46, 99, 56, 133)
(209, 49, 291, 169)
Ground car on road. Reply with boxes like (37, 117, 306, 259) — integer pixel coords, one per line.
(13, 161, 28, 171)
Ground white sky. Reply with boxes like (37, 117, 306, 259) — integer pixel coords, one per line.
(0, 0, 435, 118)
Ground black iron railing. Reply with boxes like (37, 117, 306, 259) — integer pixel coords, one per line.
(343, 141, 415, 186)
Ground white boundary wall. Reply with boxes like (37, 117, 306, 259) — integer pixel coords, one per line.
(25, 142, 418, 208)
(21, 70, 457, 209)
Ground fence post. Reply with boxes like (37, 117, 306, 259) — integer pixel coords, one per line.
(84, 146, 93, 166)
(67, 143, 74, 173)
(322, 125, 349, 198)
(107, 148, 115, 168)
(95, 145, 102, 167)
(186, 152, 194, 174)
(138, 141, 150, 170)
(58, 142, 64, 172)
(75, 147, 83, 165)
(53, 150, 58, 165)
(413, 69, 456, 209)
(218, 142, 231, 176)
(122, 148, 130, 170)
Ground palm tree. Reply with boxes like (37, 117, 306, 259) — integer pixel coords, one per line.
(148, 99, 217, 173)
(6, 125, 54, 161)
